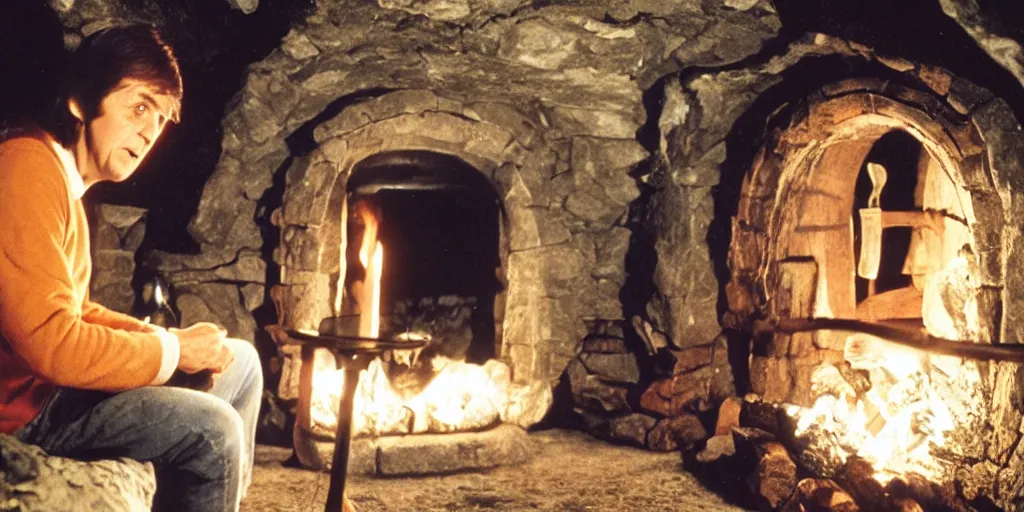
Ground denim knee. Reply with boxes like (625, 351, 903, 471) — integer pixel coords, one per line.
(225, 338, 264, 390)
(187, 394, 244, 468)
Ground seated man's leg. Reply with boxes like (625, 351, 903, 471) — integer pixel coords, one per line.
(18, 386, 245, 512)
(210, 337, 264, 494)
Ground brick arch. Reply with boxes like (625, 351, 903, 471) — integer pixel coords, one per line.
(728, 79, 1001, 341)
(273, 90, 569, 385)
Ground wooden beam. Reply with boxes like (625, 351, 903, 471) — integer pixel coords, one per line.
(753, 317, 1024, 363)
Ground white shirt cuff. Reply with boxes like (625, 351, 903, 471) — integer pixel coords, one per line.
(149, 329, 181, 386)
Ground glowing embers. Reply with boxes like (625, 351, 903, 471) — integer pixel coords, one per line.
(307, 196, 549, 439)
(308, 354, 536, 437)
(789, 336, 956, 483)
(786, 251, 988, 485)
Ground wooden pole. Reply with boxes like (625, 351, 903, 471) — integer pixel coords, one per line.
(754, 317, 1024, 363)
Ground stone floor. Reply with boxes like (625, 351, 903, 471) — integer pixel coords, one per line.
(242, 429, 751, 512)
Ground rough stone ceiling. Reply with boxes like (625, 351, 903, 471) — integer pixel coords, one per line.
(3, 0, 1024, 253)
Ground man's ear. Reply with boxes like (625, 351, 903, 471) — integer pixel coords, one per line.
(68, 98, 85, 123)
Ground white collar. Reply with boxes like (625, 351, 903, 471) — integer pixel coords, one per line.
(49, 139, 87, 200)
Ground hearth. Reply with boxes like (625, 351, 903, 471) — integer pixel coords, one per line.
(268, 108, 565, 472)
(707, 75, 1024, 510)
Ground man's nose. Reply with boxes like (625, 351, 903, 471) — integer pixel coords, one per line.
(138, 117, 159, 146)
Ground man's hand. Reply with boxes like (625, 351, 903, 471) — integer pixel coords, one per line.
(171, 322, 234, 374)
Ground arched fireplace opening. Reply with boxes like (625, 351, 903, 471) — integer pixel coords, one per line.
(342, 150, 504, 365)
(723, 77, 1022, 499)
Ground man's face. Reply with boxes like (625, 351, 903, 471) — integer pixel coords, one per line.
(80, 79, 175, 183)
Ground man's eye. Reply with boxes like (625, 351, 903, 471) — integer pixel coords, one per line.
(134, 104, 148, 115)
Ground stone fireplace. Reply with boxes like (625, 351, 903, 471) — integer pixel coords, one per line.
(50, 0, 1024, 508)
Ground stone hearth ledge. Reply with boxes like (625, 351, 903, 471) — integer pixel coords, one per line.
(0, 434, 156, 511)
(310, 424, 532, 476)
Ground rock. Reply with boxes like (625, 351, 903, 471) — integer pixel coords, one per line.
(548, 105, 641, 139)
(639, 364, 717, 417)
(696, 434, 736, 464)
(281, 29, 319, 60)
(0, 434, 156, 511)
(646, 414, 708, 451)
(502, 381, 553, 429)
(579, 352, 640, 384)
(715, 396, 742, 435)
(498, 18, 578, 71)
(581, 335, 628, 354)
(592, 227, 631, 283)
(746, 441, 797, 510)
(567, 358, 631, 414)
(584, 412, 657, 448)
(174, 282, 258, 341)
(939, 0, 1024, 88)
(670, 344, 715, 374)
(376, 425, 533, 475)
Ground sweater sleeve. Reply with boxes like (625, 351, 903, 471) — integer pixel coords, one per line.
(0, 141, 165, 391)
(81, 299, 182, 386)
(81, 299, 149, 331)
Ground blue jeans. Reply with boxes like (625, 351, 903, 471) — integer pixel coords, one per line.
(17, 337, 263, 512)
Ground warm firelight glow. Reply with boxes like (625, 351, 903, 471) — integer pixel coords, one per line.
(356, 201, 382, 339)
(786, 252, 984, 483)
(310, 355, 519, 437)
(308, 199, 534, 438)
(790, 334, 955, 483)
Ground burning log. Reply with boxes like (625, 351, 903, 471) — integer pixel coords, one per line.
(747, 441, 799, 510)
(834, 456, 887, 510)
(888, 498, 924, 512)
(781, 478, 859, 512)
(835, 362, 871, 398)
(884, 473, 972, 512)
(741, 395, 783, 435)
(715, 396, 742, 435)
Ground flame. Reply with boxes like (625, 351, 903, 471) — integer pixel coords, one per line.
(792, 339, 955, 483)
(788, 253, 978, 485)
(306, 198, 522, 438)
(308, 356, 516, 437)
(356, 202, 382, 339)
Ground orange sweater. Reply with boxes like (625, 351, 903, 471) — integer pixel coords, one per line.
(0, 133, 166, 434)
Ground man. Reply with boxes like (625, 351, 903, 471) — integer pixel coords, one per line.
(0, 25, 262, 511)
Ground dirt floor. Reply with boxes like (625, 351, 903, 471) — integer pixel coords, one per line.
(242, 429, 751, 512)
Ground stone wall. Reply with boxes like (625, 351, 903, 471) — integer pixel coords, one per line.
(66, 1, 1024, 485)
(159, 0, 779, 416)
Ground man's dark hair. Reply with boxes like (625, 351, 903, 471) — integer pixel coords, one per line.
(52, 24, 183, 146)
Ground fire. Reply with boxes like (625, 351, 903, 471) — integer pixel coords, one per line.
(309, 356, 514, 437)
(307, 198, 533, 438)
(355, 201, 382, 339)
(786, 251, 985, 484)
(791, 335, 955, 483)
